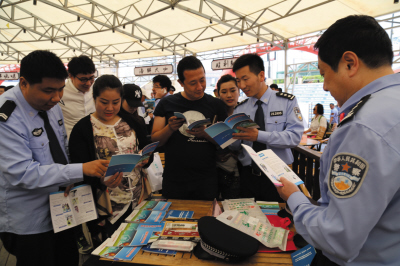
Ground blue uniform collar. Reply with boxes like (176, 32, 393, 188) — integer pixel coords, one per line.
(14, 84, 40, 119)
(340, 73, 400, 115)
(250, 87, 272, 106)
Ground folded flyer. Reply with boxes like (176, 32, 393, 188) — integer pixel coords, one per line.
(174, 112, 211, 130)
(217, 210, 289, 251)
(205, 113, 259, 149)
(142, 243, 177, 255)
(165, 210, 194, 220)
(134, 200, 171, 211)
(49, 184, 97, 233)
(99, 246, 141, 261)
(125, 209, 166, 223)
(104, 141, 159, 180)
(242, 144, 304, 186)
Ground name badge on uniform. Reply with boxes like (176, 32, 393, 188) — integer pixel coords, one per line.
(58, 119, 63, 126)
(32, 127, 43, 137)
(270, 111, 283, 116)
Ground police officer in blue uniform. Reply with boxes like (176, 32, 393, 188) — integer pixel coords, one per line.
(230, 53, 304, 201)
(0, 50, 109, 266)
(278, 15, 400, 266)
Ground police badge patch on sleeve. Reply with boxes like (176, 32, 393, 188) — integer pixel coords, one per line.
(328, 153, 369, 198)
(293, 107, 303, 121)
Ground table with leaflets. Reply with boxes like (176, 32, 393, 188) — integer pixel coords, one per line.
(83, 199, 294, 266)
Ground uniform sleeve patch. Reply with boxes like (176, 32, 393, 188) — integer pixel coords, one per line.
(328, 153, 369, 199)
(293, 107, 303, 121)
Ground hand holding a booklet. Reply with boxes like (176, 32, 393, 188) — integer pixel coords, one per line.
(232, 126, 260, 142)
(276, 177, 301, 201)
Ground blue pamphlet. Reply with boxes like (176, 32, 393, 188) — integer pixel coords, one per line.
(142, 243, 177, 255)
(129, 222, 165, 246)
(165, 210, 194, 220)
(114, 246, 141, 261)
(104, 141, 159, 180)
(174, 112, 211, 130)
(291, 244, 316, 266)
(125, 210, 166, 223)
(205, 113, 258, 149)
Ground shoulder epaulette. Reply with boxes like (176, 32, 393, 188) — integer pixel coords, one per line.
(234, 98, 248, 109)
(276, 92, 295, 100)
(0, 100, 16, 122)
(338, 94, 370, 127)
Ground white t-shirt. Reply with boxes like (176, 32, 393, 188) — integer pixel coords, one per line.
(59, 79, 96, 138)
(310, 115, 327, 132)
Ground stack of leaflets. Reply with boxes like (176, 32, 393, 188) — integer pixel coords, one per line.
(92, 221, 165, 258)
(205, 113, 259, 148)
(222, 198, 268, 222)
(173, 112, 211, 130)
(257, 201, 281, 216)
(104, 142, 159, 181)
(98, 246, 142, 261)
(49, 184, 97, 233)
(125, 210, 166, 223)
(142, 243, 177, 255)
(217, 210, 289, 251)
(165, 210, 194, 220)
(242, 144, 304, 187)
(134, 200, 171, 211)
(150, 240, 196, 252)
(159, 221, 200, 241)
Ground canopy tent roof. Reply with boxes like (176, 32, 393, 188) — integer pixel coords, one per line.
(1, 0, 400, 64)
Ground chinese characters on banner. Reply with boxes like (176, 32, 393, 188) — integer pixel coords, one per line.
(211, 58, 238, 70)
(134, 65, 173, 76)
(0, 72, 20, 80)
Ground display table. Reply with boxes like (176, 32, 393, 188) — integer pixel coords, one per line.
(83, 199, 294, 266)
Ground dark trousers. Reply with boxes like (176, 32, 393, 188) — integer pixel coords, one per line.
(240, 165, 284, 202)
(311, 249, 339, 266)
(0, 229, 78, 266)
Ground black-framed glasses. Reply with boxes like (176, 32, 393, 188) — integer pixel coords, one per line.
(76, 75, 96, 83)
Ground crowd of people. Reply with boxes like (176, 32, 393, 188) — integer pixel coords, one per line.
(0, 14, 399, 266)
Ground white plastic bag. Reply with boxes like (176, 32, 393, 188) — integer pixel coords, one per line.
(147, 152, 163, 192)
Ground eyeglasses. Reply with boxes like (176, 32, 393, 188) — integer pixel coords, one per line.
(152, 86, 163, 90)
(75, 75, 96, 83)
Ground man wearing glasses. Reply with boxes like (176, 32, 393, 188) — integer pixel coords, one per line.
(152, 75, 172, 108)
(59, 55, 96, 138)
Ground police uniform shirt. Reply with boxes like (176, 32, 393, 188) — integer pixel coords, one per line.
(287, 74, 400, 265)
(330, 107, 339, 124)
(232, 88, 304, 165)
(0, 85, 83, 235)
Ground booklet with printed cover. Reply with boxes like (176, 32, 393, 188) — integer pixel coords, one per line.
(134, 201, 171, 211)
(173, 112, 211, 130)
(205, 113, 259, 149)
(49, 184, 97, 233)
(242, 144, 304, 186)
(144, 100, 156, 113)
(142, 243, 177, 255)
(99, 246, 141, 261)
(104, 141, 159, 181)
(159, 221, 200, 241)
(165, 210, 194, 220)
(125, 209, 166, 223)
